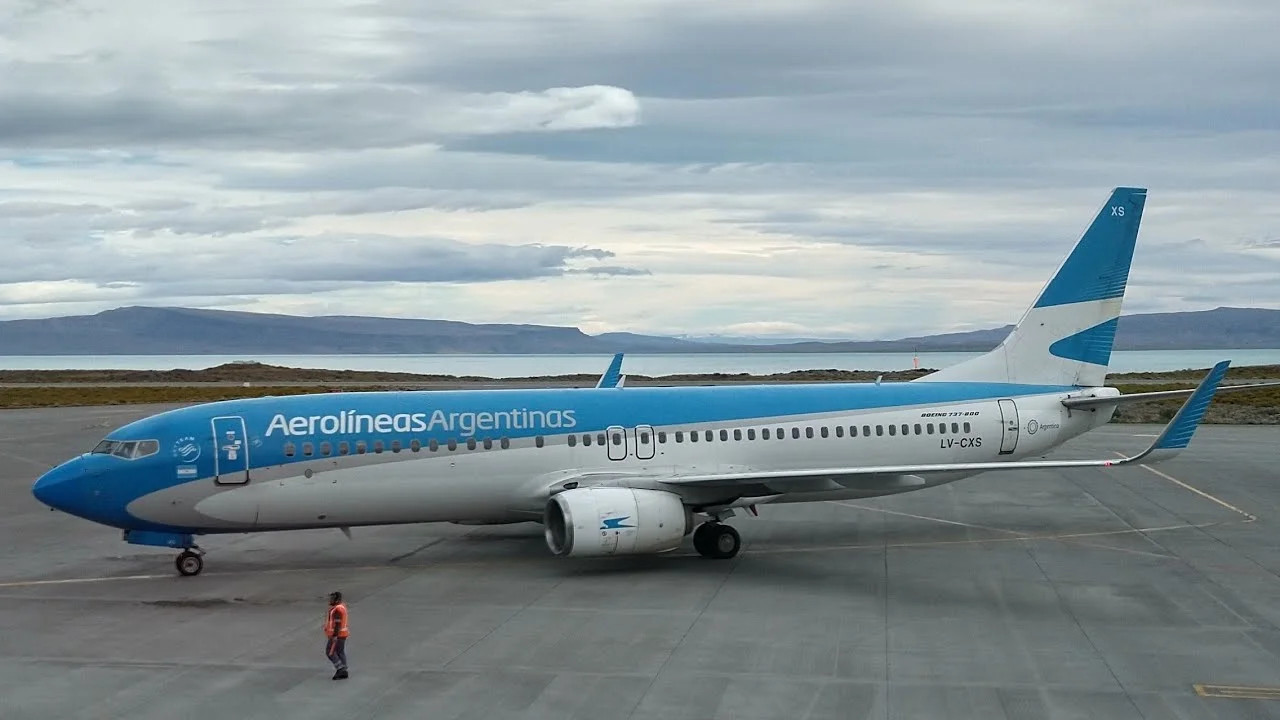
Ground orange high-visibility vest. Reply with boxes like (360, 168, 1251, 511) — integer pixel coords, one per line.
(325, 603, 350, 638)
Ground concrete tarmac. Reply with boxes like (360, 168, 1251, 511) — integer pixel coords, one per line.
(3, 404, 1280, 719)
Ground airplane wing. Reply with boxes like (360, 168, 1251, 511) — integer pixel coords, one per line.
(551, 361, 1229, 497)
(596, 353, 625, 389)
(1062, 378, 1280, 409)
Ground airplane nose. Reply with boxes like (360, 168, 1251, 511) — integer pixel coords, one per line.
(33, 456, 86, 511)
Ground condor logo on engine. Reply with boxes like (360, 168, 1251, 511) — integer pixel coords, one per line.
(600, 516, 634, 531)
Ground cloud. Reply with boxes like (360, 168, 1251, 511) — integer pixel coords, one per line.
(1, 0, 1278, 337)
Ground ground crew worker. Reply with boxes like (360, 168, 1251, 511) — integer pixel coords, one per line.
(324, 590, 350, 679)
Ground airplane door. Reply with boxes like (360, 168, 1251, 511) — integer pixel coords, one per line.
(212, 416, 250, 484)
(634, 425, 655, 460)
(997, 399, 1019, 455)
(606, 425, 627, 461)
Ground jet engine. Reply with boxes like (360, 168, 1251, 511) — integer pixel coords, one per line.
(544, 487, 693, 557)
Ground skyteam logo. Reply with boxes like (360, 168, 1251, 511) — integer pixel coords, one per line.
(265, 408, 577, 438)
(172, 436, 201, 462)
(601, 516, 633, 531)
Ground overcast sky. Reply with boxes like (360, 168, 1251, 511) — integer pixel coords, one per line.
(2, 0, 1278, 340)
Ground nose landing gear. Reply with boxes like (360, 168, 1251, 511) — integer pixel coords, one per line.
(175, 547, 205, 576)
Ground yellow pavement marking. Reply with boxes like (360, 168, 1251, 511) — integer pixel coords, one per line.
(1194, 683, 1280, 700)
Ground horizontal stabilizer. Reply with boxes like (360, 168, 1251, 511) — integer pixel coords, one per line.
(1062, 378, 1280, 409)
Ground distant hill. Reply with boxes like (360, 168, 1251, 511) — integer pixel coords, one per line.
(0, 305, 1276, 355)
(0, 307, 710, 355)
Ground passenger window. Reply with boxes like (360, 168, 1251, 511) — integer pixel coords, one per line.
(792, 428, 800, 439)
(926, 424, 934, 435)
(583, 434, 592, 446)
(876, 425, 884, 436)
(720, 429, 728, 441)
(704, 430, 712, 442)
(690, 431, 699, 443)
(901, 424, 909, 436)
(612, 433, 622, 446)
(821, 427, 830, 438)
(963, 422, 971, 433)
(747, 429, 756, 440)
(676, 431, 684, 443)
(640, 431, 651, 444)
(863, 425, 871, 437)
(339, 441, 350, 455)
(733, 429, 742, 441)
(657, 431, 666, 443)
(535, 436, 544, 448)
(835, 426, 843, 438)
(303, 442, 314, 456)
(284, 442, 296, 457)
(568, 434, 578, 447)
(777, 428, 785, 440)
(373, 441, 384, 453)
(500, 437, 510, 449)
(410, 439, 421, 452)
(356, 441, 367, 454)
(598, 433, 606, 446)
(888, 425, 896, 436)
(447, 439, 457, 451)
(429, 439, 439, 451)
(805, 427, 814, 439)
(391, 440, 402, 453)
(320, 442, 332, 456)
(952, 423, 959, 434)
(466, 438, 476, 450)
(914, 424, 921, 435)
(483, 438, 493, 449)
(849, 426, 857, 437)
(762, 428, 771, 440)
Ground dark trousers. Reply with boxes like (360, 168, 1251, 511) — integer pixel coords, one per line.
(326, 637, 348, 670)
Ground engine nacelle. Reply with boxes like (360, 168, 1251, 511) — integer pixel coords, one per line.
(544, 487, 693, 557)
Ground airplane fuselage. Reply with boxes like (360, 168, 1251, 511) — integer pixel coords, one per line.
(39, 381, 1114, 536)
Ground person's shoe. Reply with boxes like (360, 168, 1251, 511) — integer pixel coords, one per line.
(336, 669, 349, 679)
(332, 669, 343, 680)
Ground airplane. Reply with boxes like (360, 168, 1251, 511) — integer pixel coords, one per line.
(31, 187, 1276, 577)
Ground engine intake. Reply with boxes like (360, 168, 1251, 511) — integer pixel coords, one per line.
(544, 487, 693, 557)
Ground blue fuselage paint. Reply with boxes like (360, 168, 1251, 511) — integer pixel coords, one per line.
(32, 380, 1096, 537)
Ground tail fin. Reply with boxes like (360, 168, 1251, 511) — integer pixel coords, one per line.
(917, 187, 1147, 387)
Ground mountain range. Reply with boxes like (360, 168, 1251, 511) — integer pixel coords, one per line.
(0, 306, 1276, 355)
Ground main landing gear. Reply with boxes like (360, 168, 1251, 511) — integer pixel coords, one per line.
(175, 547, 205, 576)
(692, 521, 741, 559)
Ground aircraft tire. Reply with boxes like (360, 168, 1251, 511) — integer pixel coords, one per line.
(176, 550, 203, 577)
(693, 522, 717, 558)
(710, 525, 741, 559)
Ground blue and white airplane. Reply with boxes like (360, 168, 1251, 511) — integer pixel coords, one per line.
(31, 188, 1264, 576)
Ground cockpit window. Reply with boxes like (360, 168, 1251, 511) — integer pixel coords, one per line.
(91, 439, 159, 460)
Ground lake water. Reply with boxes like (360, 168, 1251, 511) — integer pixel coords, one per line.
(1, 349, 1277, 376)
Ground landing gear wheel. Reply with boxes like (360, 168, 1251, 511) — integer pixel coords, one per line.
(693, 522, 715, 556)
(176, 550, 203, 577)
(693, 522, 741, 559)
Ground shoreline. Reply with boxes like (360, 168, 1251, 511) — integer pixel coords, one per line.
(2, 362, 1279, 423)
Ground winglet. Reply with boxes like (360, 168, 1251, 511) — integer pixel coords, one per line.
(1149, 360, 1229, 451)
(596, 353, 624, 389)
(1121, 360, 1229, 464)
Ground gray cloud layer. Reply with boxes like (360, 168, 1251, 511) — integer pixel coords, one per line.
(2, 0, 1278, 334)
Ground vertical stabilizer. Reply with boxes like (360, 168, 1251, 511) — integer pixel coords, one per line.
(917, 187, 1147, 387)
